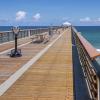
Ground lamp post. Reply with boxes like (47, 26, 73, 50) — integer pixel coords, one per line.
(10, 27, 22, 57)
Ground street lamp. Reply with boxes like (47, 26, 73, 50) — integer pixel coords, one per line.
(10, 27, 22, 57)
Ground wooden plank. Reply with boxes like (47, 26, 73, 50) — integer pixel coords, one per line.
(0, 37, 31, 52)
(0, 30, 62, 85)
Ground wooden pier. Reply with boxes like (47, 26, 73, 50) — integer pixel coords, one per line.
(0, 27, 100, 100)
(0, 28, 73, 100)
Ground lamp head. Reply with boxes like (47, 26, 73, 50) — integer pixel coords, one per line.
(12, 27, 20, 34)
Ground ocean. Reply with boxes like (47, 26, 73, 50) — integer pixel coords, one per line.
(75, 26, 100, 49)
(0, 26, 49, 32)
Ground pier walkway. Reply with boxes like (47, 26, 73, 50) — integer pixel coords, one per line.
(0, 37, 31, 53)
(0, 28, 73, 100)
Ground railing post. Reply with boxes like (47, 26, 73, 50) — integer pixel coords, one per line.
(28, 30, 31, 37)
(97, 77, 100, 100)
(0, 33, 2, 43)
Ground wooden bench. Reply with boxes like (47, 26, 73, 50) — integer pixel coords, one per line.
(30, 32, 50, 43)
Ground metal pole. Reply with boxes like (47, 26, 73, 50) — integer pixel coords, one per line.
(15, 34, 17, 52)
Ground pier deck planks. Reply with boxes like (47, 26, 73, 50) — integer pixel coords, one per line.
(0, 28, 73, 100)
(0, 37, 31, 52)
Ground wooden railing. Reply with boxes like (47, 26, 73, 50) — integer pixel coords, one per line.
(72, 27, 100, 100)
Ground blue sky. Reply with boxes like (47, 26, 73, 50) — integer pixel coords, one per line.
(0, 0, 100, 26)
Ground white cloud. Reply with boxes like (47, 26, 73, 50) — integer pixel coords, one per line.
(33, 13, 41, 21)
(80, 17, 100, 23)
(80, 17, 91, 22)
(16, 11, 26, 21)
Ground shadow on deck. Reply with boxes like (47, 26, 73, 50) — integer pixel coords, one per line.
(72, 32, 91, 100)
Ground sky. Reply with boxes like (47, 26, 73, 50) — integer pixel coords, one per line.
(0, 0, 100, 26)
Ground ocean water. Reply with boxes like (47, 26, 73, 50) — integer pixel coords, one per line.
(0, 26, 49, 32)
(75, 26, 100, 49)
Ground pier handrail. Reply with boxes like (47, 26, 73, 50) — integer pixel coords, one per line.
(72, 27, 100, 100)
(0, 28, 49, 43)
(77, 32, 100, 60)
(0, 27, 60, 44)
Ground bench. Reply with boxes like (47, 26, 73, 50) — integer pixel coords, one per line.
(30, 32, 50, 43)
